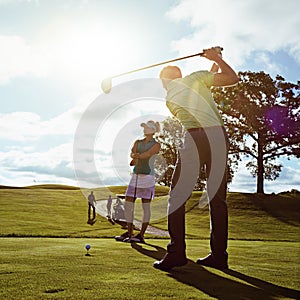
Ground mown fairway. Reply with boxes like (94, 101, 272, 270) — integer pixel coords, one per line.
(0, 185, 299, 299)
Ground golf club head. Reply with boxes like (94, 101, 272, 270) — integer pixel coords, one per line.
(101, 77, 112, 94)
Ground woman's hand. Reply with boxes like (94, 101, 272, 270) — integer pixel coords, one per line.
(131, 153, 140, 159)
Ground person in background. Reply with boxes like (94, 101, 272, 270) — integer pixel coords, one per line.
(87, 191, 97, 225)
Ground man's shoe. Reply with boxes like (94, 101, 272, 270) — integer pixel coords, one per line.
(128, 233, 145, 243)
(196, 253, 228, 269)
(115, 231, 130, 242)
(153, 253, 188, 271)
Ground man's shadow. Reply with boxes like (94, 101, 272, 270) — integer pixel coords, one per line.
(131, 242, 300, 300)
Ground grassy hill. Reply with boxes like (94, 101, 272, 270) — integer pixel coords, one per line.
(0, 185, 299, 241)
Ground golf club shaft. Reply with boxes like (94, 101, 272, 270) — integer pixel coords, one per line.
(101, 47, 223, 93)
(110, 52, 204, 79)
(134, 159, 140, 199)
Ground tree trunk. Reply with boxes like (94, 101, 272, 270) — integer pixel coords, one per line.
(257, 135, 264, 194)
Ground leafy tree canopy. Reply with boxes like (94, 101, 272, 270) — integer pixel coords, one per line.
(212, 71, 300, 193)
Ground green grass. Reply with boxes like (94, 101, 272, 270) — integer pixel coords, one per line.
(0, 185, 299, 299)
(0, 238, 299, 300)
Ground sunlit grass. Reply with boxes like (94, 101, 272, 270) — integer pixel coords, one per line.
(0, 185, 299, 299)
(0, 238, 299, 299)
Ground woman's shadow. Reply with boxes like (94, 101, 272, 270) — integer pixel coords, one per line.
(131, 242, 300, 300)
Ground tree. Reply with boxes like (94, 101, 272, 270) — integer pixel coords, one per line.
(155, 117, 232, 190)
(155, 117, 184, 187)
(212, 71, 300, 194)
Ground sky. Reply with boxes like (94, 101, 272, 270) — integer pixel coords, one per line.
(0, 0, 299, 193)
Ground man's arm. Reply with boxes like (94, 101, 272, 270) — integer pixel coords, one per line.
(210, 51, 222, 73)
(210, 62, 219, 73)
(202, 48, 239, 87)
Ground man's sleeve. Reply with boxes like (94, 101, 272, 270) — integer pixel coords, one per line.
(192, 71, 214, 88)
(202, 71, 214, 88)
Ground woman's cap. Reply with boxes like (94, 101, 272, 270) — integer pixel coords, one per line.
(140, 120, 160, 134)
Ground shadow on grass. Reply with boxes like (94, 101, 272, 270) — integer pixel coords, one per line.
(131, 242, 300, 300)
(252, 194, 300, 227)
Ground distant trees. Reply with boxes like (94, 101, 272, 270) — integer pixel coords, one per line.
(212, 71, 300, 193)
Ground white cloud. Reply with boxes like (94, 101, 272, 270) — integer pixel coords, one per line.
(0, 91, 98, 142)
(0, 109, 78, 141)
(253, 52, 281, 74)
(0, 112, 42, 141)
(0, 35, 49, 84)
(229, 158, 300, 193)
(0, 0, 39, 4)
(0, 143, 72, 168)
(0, 142, 76, 186)
(229, 161, 256, 193)
(167, 0, 300, 70)
(273, 162, 300, 190)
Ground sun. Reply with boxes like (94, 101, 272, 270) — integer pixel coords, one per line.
(41, 19, 141, 86)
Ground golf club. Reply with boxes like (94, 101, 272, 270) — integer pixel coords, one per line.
(101, 47, 223, 93)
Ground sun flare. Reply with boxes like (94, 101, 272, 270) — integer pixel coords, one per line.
(42, 19, 141, 85)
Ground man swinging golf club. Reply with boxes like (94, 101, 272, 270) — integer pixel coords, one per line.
(153, 46, 239, 271)
(115, 120, 161, 243)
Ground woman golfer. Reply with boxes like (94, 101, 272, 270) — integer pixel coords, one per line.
(115, 120, 161, 243)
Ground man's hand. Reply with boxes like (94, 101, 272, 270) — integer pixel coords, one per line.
(201, 47, 239, 87)
(201, 47, 223, 62)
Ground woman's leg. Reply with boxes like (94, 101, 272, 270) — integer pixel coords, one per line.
(124, 196, 135, 237)
(140, 198, 151, 236)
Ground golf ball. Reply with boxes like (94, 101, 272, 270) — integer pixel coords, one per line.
(85, 244, 91, 250)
